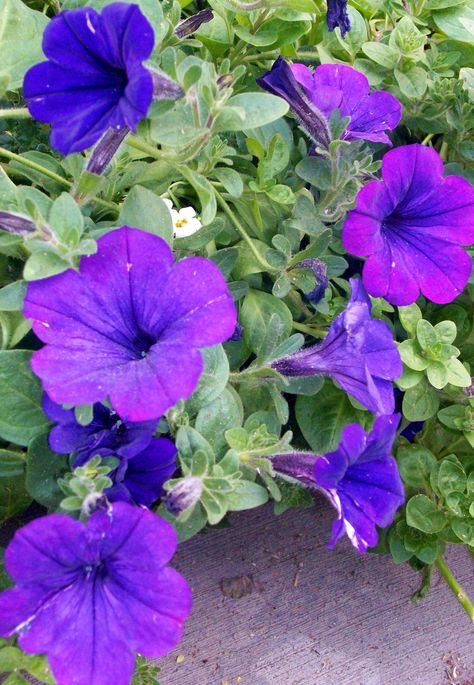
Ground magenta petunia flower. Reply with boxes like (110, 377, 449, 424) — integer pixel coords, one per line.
(23, 3, 155, 155)
(0, 503, 192, 685)
(24, 226, 236, 422)
(343, 145, 474, 305)
(271, 279, 402, 415)
(291, 62, 402, 145)
(270, 414, 405, 553)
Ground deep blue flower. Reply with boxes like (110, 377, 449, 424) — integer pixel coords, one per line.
(326, 0, 351, 37)
(23, 3, 155, 155)
(271, 415, 405, 553)
(271, 278, 402, 415)
(0, 503, 192, 685)
(43, 395, 177, 507)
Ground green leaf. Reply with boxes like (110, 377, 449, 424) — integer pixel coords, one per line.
(437, 458, 466, 496)
(426, 361, 448, 389)
(362, 42, 398, 68)
(434, 320, 457, 344)
(226, 480, 269, 511)
(240, 289, 293, 358)
(406, 494, 447, 534)
(119, 186, 173, 243)
(49, 192, 84, 246)
(398, 303, 422, 336)
(398, 340, 427, 371)
(416, 319, 438, 351)
(213, 168, 243, 197)
(0, 471, 31, 521)
(296, 381, 366, 454)
(433, 5, 474, 44)
(185, 344, 229, 415)
(0, 281, 26, 311)
(0, 0, 48, 91)
(0, 350, 50, 446)
(26, 432, 69, 507)
(225, 94, 289, 129)
(23, 252, 70, 281)
(451, 518, 474, 545)
(195, 387, 243, 456)
(444, 358, 471, 387)
(0, 448, 25, 477)
(177, 167, 216, 226)
(403, 377, 439, 421)
(396, 445, 436, 488)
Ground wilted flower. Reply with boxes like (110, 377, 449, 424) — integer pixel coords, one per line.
(290, 258, 328, 304)
(326, 0, 351, 36)
(343, 145, 474, 305)
(0, 503, 192, 685)
(24, 226, 236, 421)
(271, 415, 405, 553)
(165, 476, 204, 516)
(271, 279, 402, 415)
(257, 57, 331, 149)
(23, 3, 155, 155)
(175, 8, 213, 38)
(290, 62, 402, 145)
(163, 199, 203, 238)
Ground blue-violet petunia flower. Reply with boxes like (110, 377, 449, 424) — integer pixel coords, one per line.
(271, 278, 402, 415)
(343, 145, 474, 305)
(43, 395, 177, 506)
(271, 414, 405, 553)
(326, 0, 351, 36)
(290, 62, 402, 145)
(0, 502, 192, 685)
(23, 3, 155, 155)
(24, 226, 237, 421)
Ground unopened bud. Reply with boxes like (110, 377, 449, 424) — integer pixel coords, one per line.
(165, 476, 203, 516)
(0, 210, 36, 236)
(86, 126, 129, 176)
(150, 70, 185, 102)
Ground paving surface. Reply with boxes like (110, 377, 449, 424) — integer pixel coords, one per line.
(159, 501, 474, 685)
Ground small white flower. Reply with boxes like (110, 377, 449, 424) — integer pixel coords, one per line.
(162, 198, 202, 239)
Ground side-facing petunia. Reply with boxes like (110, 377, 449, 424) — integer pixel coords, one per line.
(271, 279, 402, 415)
(270, 414, 405, 553)
(0, 503, 192, 685)
(24, 226, 237, 421)
(343, 145, 474, 305)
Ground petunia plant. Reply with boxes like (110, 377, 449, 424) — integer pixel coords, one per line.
(0, 0, 473, 683)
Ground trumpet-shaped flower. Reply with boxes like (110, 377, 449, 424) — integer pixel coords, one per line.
(271, 279, 402, 415)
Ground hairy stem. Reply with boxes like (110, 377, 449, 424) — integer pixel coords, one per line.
(435, 556, 474, 622)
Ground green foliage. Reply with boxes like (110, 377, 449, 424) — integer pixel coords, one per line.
(0, 640, 55, 685)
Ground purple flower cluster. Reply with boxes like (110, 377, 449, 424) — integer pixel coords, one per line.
(0, 503, 192, 685)
(271, 415, 404, 553)
(272, 279, 402, 415)
(24, 226, 236, 422)
(43, 396, 177, 507)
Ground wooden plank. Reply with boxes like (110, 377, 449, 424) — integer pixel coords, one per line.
(159, 501, 474, 685)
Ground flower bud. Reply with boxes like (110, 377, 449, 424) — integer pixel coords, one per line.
(165, 476, 203, 516)
(175, 9, 213, 38)
(0, 210, 36, 236)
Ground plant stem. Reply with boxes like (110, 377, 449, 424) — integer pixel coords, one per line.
(0, 146, 71, 188)
(292, 320, 326, 338)
(435, 556, 474, 622)
(213, 188, 278, 273)
(0, 147, 118, 214)
(125, 136, 162, 160)
(0, 108, 31, 120)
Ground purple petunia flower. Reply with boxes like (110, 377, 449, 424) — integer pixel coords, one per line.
(24, 226, 237, 422)
(0, 502, 192, 685)
(271, 278, 402, 415)
(271, 414, 405, 553)
(43, 395, 177, 506)
(290, 62, 402, 145)
(23, 3, 155, 155)
(326, 0, 351, 36)
(343, 145, 474, 305)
